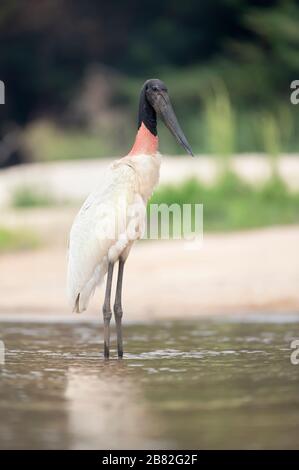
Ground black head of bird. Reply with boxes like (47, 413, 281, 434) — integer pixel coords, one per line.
(138, 78, 194, 156)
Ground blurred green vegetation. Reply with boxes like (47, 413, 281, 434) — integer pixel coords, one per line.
(150, 173, 299, 232)
(22, 87, 298, 160)
(9, 158, 299, 233)
(11, 185, 58, 209)
(1, 0, 299, 163)
(0, 226, 39, 252)
(23, 121, 121, 161)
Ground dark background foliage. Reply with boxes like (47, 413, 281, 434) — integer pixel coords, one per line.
(0, 0, 298, 162)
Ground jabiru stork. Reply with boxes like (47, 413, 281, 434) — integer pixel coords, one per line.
(67, 79, 193, 358)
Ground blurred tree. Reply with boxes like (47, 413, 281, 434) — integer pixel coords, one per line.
(0, 0, 298, 160)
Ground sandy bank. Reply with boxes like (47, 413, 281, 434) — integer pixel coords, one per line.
(1, 155, 299, 208)
(0, 226, 298, 320)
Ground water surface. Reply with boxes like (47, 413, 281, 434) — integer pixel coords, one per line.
(0, 317, 299, 449)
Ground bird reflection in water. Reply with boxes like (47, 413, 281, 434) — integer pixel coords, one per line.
(65, 362, 164, 449)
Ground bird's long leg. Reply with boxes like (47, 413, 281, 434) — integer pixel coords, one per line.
(103, 262, 114, 359)
(114, 258, 125, 358)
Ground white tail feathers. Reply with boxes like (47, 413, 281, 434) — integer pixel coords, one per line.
(69, 263, 107, 313)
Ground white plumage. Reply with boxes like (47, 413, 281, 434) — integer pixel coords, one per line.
(67, 153, 161, 313)
(67, 78, 193, 358)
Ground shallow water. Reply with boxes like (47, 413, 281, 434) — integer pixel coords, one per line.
(0, 317, 299, 449)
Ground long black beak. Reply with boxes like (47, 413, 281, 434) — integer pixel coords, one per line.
(154, 92, 194, 156)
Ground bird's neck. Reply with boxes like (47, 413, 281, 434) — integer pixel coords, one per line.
(128, 84, 158, 156)
(128, 122, 159, 156)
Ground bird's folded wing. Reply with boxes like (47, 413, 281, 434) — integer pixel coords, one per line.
(67, 162, 142, 311)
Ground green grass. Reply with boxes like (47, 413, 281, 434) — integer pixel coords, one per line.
(0, 226, 40, 253)
(10, 171, 299, 233)
(11, 186, 58, 209)
(149, 172, 299, 232)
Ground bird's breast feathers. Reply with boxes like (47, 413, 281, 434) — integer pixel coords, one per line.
(111, 152, 161, 201)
